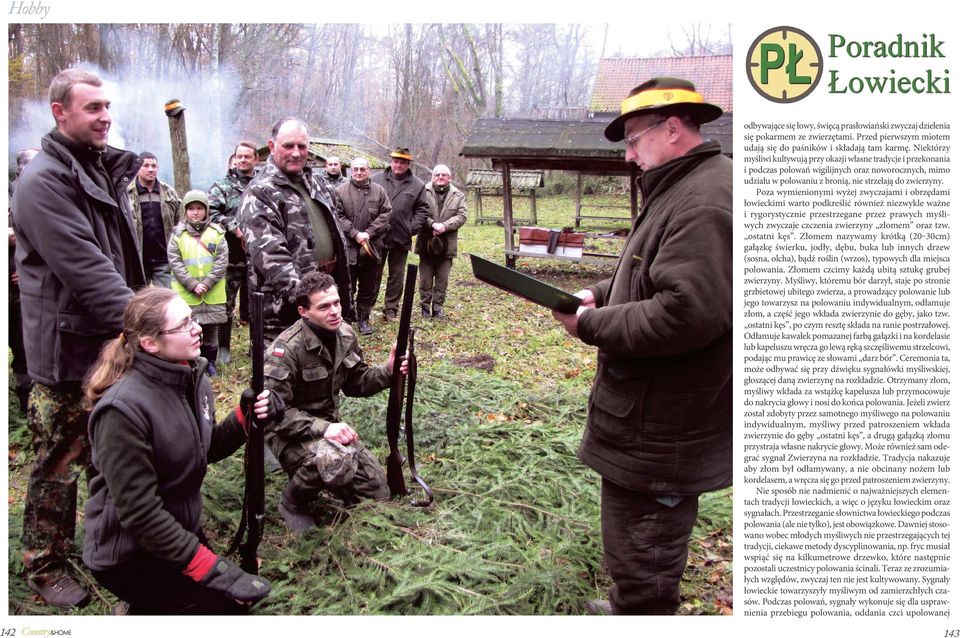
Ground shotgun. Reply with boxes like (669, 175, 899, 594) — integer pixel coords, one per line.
(403, 327, 432, 506)
(229, 291, 266, 574)
(385, 264, 417, 498)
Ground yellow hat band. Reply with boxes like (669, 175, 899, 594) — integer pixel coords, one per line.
(620, 89, 704, 115)
(391, 153, 413, 160)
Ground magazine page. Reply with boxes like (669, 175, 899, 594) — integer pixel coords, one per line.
(736, 7, 958, 634)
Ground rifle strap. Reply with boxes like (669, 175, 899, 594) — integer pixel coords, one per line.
(226, 407, 255, 556)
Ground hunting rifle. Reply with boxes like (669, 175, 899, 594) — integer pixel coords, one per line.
(229, 291, 266, 574)
(385, 263, 433, 506)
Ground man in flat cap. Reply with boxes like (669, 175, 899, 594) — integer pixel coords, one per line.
(371, 147, 431, 321)
(552, 77, 732, 615)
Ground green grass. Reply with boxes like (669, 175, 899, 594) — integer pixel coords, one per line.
(7, 193, 732, 615)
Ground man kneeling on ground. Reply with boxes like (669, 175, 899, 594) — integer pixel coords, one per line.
(264, 272, 407, 530)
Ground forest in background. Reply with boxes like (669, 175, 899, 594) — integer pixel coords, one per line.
(8, 23, 731, 185)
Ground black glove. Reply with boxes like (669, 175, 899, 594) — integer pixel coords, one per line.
(199, 556, 271, 604)
(240, 388, 285, 425)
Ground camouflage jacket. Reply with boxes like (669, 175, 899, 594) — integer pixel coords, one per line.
(321, 172, 347, 189)
(239, 157, 352, 330)
(263, 319, 391, 465)
(208, 168, 254, 234)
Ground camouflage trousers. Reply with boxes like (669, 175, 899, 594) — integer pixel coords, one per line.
(219, 262, 249, 351)
(279, 438, 389, 507)
(22, 382, 92, 577)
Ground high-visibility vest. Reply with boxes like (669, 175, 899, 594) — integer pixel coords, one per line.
(171, 226, 227, 306)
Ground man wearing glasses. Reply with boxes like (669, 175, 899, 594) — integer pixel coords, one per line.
(334, 158, 392, 335)
(552, 77, 732, 615)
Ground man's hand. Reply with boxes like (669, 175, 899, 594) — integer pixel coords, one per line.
(431, 222, 446, 235)
(384, 344, 410, 375)
(551, 289, 596, 340)
(325, 422, 359, 445)
(356, 231, 370, 245)
(234, 228, 244, 239)
(573, 288, 596, 309)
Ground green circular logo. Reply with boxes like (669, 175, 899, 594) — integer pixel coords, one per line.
(747, 26, 823, 103)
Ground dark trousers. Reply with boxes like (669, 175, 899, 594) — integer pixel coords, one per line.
(418, 256, 453, 312)
(600, 479, 700, 614)
(350, 257, 381, 319)
(9, 290, 27, 377)
(91, 550, 246, 615)
(22, 383, 91, 577)
(220, 235, 249, 349)
(378, 246, 409, 315)
(200, 323, 218, 347)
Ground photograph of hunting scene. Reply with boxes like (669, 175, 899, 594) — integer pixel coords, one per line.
(7, 22, 733, 615)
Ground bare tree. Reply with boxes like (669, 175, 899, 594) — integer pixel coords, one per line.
(668, 23, 733, 55)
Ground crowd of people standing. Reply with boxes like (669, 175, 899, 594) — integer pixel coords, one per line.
(7, 67, 465, 613)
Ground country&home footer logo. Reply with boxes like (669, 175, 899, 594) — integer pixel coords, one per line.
(746, 26, 950, 102)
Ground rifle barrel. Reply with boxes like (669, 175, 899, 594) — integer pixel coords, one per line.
(240, 292, 266, 574)
(385, 264, 418, 497)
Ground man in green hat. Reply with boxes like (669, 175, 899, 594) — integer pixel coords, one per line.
(371, 147, 431, 322)
(552, 77, 732, 615)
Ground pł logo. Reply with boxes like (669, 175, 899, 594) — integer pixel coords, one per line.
(746, 26, 823, 103)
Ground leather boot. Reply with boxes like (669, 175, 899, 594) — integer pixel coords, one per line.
(216, 347, 232, 366)
(22, 478, 90, 610)
(358, 315, 373, 336)
(28, 569, 91, 610)
(279, 484, 316, 532)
